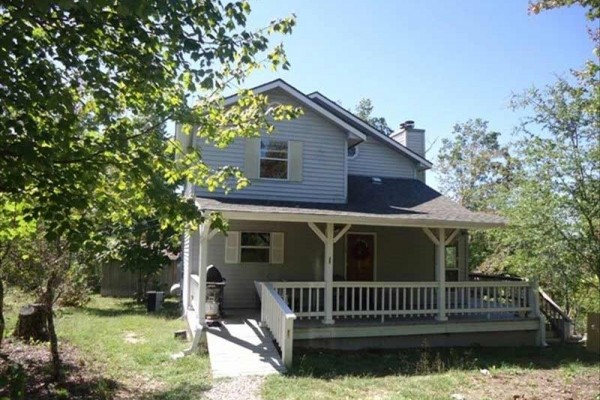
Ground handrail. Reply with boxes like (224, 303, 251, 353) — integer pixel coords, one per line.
(267, 280, 537, 322)
(469, 273, 574, 340)
(539, 288, 571, 321)
(539, 288, 574, 341)
(258, 282, 296, 368)
(469, 272, 524, 281)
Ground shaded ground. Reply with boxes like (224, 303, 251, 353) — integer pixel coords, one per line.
(1, 293, 211, 400)
(263, 346, 600, 400)
(0, 338, 119, 399)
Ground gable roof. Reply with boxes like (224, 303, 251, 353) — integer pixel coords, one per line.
(197, 175, 505, 229)
(307, 91, 433, 169)
(223, 79, 367, 142)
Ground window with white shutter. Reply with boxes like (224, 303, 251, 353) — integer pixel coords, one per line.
(225, 231, 284, 264)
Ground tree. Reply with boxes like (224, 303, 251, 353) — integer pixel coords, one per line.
(436, 119, 515, 211)
(0, 0, 300, 379)
(492, 62, 600, 321)
(354, 98, 393, 135)
(435, 119, 517, 268)
(529, 0, 600, 19)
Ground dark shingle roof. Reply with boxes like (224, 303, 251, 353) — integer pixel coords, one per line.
(197, 175, 506, 228)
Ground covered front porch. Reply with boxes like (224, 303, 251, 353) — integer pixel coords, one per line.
(184, 178, 544, 368)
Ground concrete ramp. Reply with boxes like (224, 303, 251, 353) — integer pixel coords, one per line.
(206, 311, 285, 378)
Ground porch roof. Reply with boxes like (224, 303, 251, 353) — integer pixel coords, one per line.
(196, 175, 506, 229)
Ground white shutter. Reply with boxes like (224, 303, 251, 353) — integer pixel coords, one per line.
(288, 141, 303, 182)
(244, 138, 260, 179)
(225, 231, 240, 263)
(270, 232, 285, 264)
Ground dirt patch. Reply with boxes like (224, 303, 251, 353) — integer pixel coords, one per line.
(0, 338, 172, 400)
(204, 376, 265, 400)
(0, 338, 120, 399)
(461, 368, 600, 400)
(123, 331, 146, 344)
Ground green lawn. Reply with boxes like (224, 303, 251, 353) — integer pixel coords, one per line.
(3, 293, 599, 400)
(263, 346, 600, 400)
(3, 292, 211, 400)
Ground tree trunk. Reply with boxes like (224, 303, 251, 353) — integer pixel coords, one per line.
(12, 304, 49, 342)
(0, 277, 4, 348)
(46, 301, 60, 381)
(43, 272, 61, 381)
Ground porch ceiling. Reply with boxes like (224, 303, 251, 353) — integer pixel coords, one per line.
(196, 176, 506, 230)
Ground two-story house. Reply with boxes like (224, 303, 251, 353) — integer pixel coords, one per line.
(179, 79, 545, 368)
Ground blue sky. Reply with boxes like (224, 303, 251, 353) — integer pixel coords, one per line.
(237, 0, 593, 190)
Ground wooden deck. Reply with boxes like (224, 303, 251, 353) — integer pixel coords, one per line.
(205, 310, 286, 378)
(294, 314, 540, 340)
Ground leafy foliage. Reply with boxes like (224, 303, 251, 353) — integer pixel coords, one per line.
(0, 0, 301, 376)
(353, 98, 393, 135)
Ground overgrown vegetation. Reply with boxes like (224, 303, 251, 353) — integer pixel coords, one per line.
(1, 292, 210, 400)
(264, 347, 600, 400)
(435, 1, 600, 327)
(0, 0, 300, 379)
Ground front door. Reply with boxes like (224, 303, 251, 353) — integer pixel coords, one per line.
(346, 234, 375, 281)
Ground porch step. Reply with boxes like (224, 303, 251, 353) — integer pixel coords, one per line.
(206, 311, 286, 378)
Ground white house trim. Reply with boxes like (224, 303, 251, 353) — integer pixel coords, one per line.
(224, 79, 367, 143)
(211, 209, 505, 230)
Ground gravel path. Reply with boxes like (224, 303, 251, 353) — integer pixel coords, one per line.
(203, 376, 265, 400)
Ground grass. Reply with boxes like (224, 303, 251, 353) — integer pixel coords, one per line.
(263, 346, 600, 400)
(3, 291, 599, 399)
(3, 291, 211, 400)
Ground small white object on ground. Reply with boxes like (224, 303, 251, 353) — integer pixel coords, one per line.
(479, 368, 490, 376)
(450, 394, 466, 400)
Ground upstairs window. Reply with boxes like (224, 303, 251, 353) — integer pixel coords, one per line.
(347, 145, 359, 159)
(260, 139, 288, 179)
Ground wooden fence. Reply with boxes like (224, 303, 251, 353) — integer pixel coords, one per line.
(100, 261, 179, 297)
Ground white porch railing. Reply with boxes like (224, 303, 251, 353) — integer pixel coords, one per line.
(269, 281, 537, 322)
(272, 282, 325, 319)
(190, 274, 199, 311)
(445, 281, 532, 315)
(259, 282, 297, 368)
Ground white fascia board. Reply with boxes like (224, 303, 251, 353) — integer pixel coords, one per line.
(308, 92, 433, 169)
(224, 80, 367, 142)
(202, 208, 505, 230)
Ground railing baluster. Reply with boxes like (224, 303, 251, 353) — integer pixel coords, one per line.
(416, 287, 421, 317)
(316, 287, 320, 316)
(308, 287, 312, 319)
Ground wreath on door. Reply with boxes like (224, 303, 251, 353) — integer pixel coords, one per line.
(352, 239, 371, 260)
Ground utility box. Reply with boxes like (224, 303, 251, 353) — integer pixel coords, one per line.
(146, 291, 164, 312)
(587, 313, 600, 354)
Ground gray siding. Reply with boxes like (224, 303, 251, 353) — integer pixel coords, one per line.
(195, 88, 347, 203)
(333, 227, 435, 281)
(348, 140, 418, 179)
(207, 221, 325, 309)
(201, 221, 437, 309)
(405, 131, 425, 157)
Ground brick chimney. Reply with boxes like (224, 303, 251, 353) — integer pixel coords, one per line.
(390, 120, 425, 157)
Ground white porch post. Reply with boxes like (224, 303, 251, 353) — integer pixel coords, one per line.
(196, 223, 210, 327)
(436, 228, 447, 321)
(323, 223, 335, 325)
(182, 233, 190, 311)
(308, 222, 351, 325)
